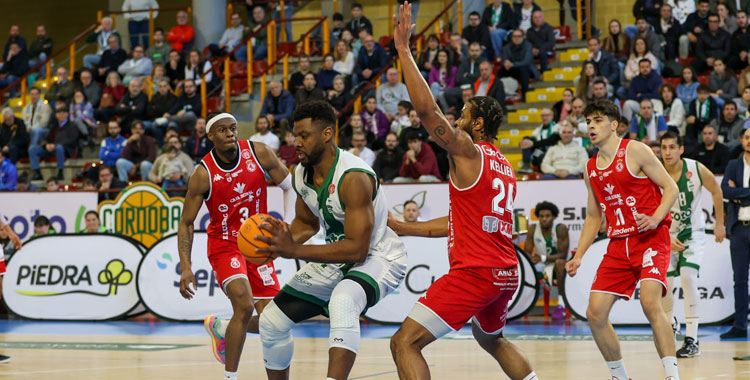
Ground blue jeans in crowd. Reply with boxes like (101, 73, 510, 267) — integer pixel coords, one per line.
(83, 54, 101, 69)
(490, 28, 509, 59)
(730, 223, 750, 330)
(162, 178, 185, 196)
(274, 3, 294, 42)
(116, 158, 153, 182)
(29, 126, 48, 146)
(28, 52, 48, 78)
(0, 74, 20, 96)
(128, 20, 150, 49)
(233, 43, 268, 62)
(29, 144, 65, 170)
(142, 120, 166, 147)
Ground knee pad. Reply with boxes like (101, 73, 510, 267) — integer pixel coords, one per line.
(259, 301, 295, 370)
(328, 279, 367, 354)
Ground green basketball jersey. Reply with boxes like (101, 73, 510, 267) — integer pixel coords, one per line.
(669, 158, 704, 242)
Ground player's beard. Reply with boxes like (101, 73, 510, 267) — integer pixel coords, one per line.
(300, 143, 325, 168)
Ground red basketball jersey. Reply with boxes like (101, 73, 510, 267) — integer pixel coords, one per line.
(587, 138, 671, 238)
(201, 140, 268, 242)
(448, 142, 518, 269)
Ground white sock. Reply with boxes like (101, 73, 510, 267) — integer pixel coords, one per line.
(522, 372, 538, 380)
(218, 318, 230, 338)
(224, 371, 237, 380)
(606, 359, 629, 380)
(662, 356, 679, 379)
(557, 295, 565, 307)
(685, 317, 699, 341)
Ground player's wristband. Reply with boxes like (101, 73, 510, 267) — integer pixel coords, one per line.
(278, 174, 292, 191)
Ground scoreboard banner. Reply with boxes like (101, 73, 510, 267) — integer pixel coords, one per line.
(2, 234, 143, 320)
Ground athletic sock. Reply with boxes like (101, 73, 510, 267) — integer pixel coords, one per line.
(606, 359, 629, 380)
(661, 356, 679, 379)
(218, 318, 230, 338)
(557, 295, 565, 307)
(224, 371, 237, 380)
(685, 317, 699, 341)
(522, 372, 538, 380)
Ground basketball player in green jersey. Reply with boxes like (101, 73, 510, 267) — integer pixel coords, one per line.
(659, 131, 725, 358)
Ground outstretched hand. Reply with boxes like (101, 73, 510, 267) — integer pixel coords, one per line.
(393, 3, 416, 51)
(255, 216, 296, 258)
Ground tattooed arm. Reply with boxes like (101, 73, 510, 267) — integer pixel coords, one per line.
(176, 164, 209, 300)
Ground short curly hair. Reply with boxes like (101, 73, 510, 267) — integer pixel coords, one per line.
(467, 96, 505, 140)
(534, 201, 560, 218)
(292, 100, 336, 130)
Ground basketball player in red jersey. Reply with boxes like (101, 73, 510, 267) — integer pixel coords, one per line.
(387, 4, 537, 380)
(566, 100, 681, 380)
(177, 112, 295, 380)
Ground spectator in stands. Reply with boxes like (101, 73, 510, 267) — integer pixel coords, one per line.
(622, 59, 663, 120)
(330, 12, 344, 47)
(165, 79, 200, 132)
(27, 25, 52, 78)
(733, 14, 750, 73)
(15, 171, 37, 192)
(69, 89, 96, 139)
(634, 16, 666, 62)
(348, 130, 375, 166)
(677, 65, 700, 111)
(377, 67, 410, 121)
(686, 84, 720, 144)
(708, 58, 737, 106)
(483, 0, 517, 60)
(165, 49, 184, 89)
(355, 33, 386, 85)
(45, 178, 60, 192)
(633, 0, 663, 28)
(448, 33, 469, 66)
(146, 28, 170, 66)
(736, 86, 750, 113)
(345, 3, 373, 36)
(96, 35, 128, 82)
(118, 45, 152, 85)
(338, 113, 364, 149)
(630, 98, 668, 143)
(97, 71, 127, 123)
(514, 0, 541, 32)
(360, 95, 389, 149)
(500, 29, 536, 95)
(603, 19, 631, 63)
(400, 200, 422, 222)
(559, 96, 588, 137)
(97, 164, 126, 202)
(115, 78, 148, 134)
(592, 79, 622, 113)
(289, 55, 312, 94)
(260, 81, 295, 131)
(394, 129, 442, 183)
(78, 69, 101, 108)
(152, 145, 189, 194)
(696, 124, 730, 174)
(250, 115, 280, 152)
(46, 67, 75, 104)
(2, 25, 25, 58)
(0, 149, 17, 191)
(184, 117, 212, 164)
(708, 101, 744, 147)
(693, 13, 732, 73)
(82, 210, 103, 233)
(166, 10, 194, 53)
(575, 61, 600, 101)
(295, 73, 326, 106)
(184, 49, 212, 90)
(209, 12, 244, 57)
(116, 120, 155, 182)
(327, 75, 353, 123)
(519, 107, 560, 173)
(278, 130, 298, 167)
(654, 4, 682, 62)
(29, 107, 79, 180)
(33, 216, 55, 238)
(1, 107, 28, 163)
(342, 29, 360, 60)
(473, 60, 507, 105)
(553, 88, 574, 122)
(84, 17, 120, 69)
(462, 12, 491, 58)
(23, 87, 52, 147)
(417, 34, 440, 79)
(121, 0, 159, 49)
(527, 10, 555, 73)
(624, 38, 661, 83)
(145, 78, 176, 143)
(398, 109, 429, 150)
(670, 0, 695, 25)
(540, 124, 588, 179)
(373, 132, 402, 183)
(718, 3, 738, 33)
(148, 64, 168, 94)
(680, 0, 711, 59)
(100, 120, 127, 167)
(455, 42, 486, 87)
(658, 83, 685, 132)
(333, 40, 355, 81)
(316, 54, 340, 92)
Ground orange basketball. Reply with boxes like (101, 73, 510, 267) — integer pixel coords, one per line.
(238, 214, 278, 265)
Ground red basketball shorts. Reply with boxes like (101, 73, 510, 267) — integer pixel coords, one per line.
(0, 258, 5, 276)
(591, 224, 670, 300)
(207, 237, 280, 299)
(415, 266, 519, 335)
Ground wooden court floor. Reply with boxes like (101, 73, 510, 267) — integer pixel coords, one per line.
(0, 333, 748, 379)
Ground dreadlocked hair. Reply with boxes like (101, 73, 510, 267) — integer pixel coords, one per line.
(467, 96, 504, 141)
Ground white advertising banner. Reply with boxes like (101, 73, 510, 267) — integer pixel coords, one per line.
(563, 237, 734, 325)
(2, 234, 143, 320)
(136, 232, 300, 322)
(3, 192, 98, 241)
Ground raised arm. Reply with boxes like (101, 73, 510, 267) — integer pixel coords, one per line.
(566, 170, 602, 276)
(176, 164, 209, 300)
(393, 3, 477, 158)
(388, 212, 449, 237)
(634, 141, 678, 229)
(698, 162, 726, 242)
(252, 141, 296, 222)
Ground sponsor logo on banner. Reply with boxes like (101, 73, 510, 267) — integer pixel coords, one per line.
(3, 234, 142, 320)
(3, 192, 98, 241)
(99, 182, 184, 248)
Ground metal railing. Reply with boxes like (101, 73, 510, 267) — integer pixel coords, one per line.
(98, 6, 192, 49)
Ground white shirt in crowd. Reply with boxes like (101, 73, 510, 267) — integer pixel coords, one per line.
(541, 140, 589, 176)
(122, 0, 160, 22)
(333, 51, 355, 76)
(348, 146, 375, 167)
(250, 132, 280, 152)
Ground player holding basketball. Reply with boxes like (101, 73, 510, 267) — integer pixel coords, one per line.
(386, 3, 538, 380)
(565, 100, 680, 380)
(659, 131, 725, 358)
(0, 214, 22, 364)
(252, 101, 407, 380)
(177, 112, 295, 380)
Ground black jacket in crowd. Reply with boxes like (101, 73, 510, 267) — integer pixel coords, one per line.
(481, 3, 517, 31)
(168, 92, 202, 116)
(0, 118, 29, 152)
(526, 22, 556, 53)
(147, 92, 178, 120)
(372, 147, 404, 182)
(696, 29, 731, 62)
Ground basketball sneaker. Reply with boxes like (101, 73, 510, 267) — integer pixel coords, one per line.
(0, 355, 10, 363)
(676, 336, 700, 358)
(671, 316, 680, 337)
(204, 315, 226, 364)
